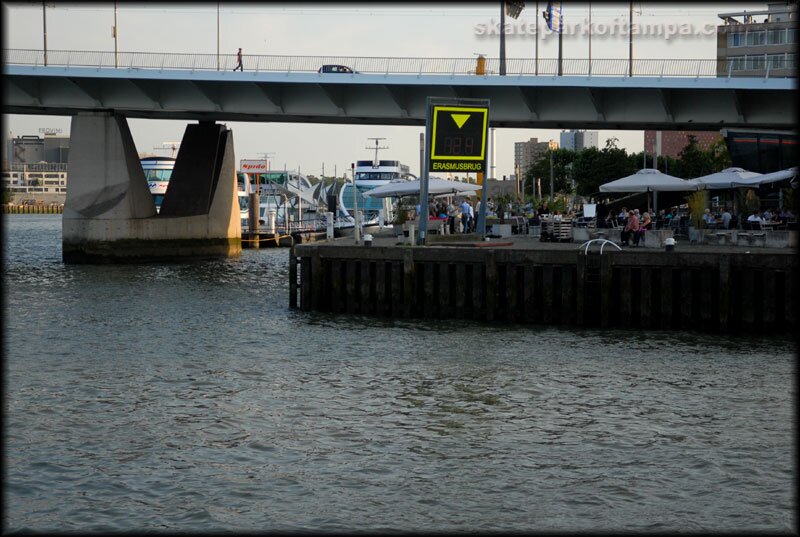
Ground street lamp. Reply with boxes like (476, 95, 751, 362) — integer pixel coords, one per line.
(113, 1, 118, 68)
(42, 1, 47, 66)
(500, 1, 525, 76)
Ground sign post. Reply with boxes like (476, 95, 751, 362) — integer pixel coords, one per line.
(421, 98, 490, 244)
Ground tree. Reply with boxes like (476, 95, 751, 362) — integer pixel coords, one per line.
(572, 145, 637, 196)
(522, 148, 575, 197)
(672, 134, 715, 179)
(708, 137, 732, 171)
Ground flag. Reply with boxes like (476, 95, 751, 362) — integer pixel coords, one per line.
(543, 0, 562, 33)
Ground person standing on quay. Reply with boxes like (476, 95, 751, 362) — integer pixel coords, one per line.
(460, 198, 471, 233)
(233, 48, 244, 71)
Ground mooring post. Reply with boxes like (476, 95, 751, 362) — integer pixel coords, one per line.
(718, 255, 730, 331)
(576, 253, 586, 326)
(289, 247, 298, 309)
(403, 248, 415, 318)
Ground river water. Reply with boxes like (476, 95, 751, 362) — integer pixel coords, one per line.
(3, 214, 796, 533)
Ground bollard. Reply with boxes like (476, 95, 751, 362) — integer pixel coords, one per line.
(248, 192, 260, 249)
(326, 211, 334, 240)
(665, 237, 676, 252)
(408, 224, 415, 246)
(363, 233, 373, 247)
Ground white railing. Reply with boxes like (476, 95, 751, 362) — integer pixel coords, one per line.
(4, 49, 794, 78)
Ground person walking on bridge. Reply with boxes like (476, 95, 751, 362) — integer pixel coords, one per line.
(233, 48, 244, 71)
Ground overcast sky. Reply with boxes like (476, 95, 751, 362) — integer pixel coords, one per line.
(2, 2, 763, 178)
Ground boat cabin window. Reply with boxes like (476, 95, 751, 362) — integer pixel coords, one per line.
(144, 169, 172, 181)
(356, 171, 401, 181)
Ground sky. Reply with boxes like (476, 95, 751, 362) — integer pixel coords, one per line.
(2, 2, 765, 179)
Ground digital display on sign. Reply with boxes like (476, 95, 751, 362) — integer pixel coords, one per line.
(429, 105, 488, 172)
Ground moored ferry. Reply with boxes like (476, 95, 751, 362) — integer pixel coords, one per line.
(337, 158, 412, 229)
(142, 155, 250, 226)
(141, 156, 175, 212)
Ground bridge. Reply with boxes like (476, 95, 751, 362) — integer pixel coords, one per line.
(2, 49, 796, 263)
(3, 49, 796, 130)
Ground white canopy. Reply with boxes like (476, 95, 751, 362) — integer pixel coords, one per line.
(363, 177, 481, 199)
(689, 167, 762, 190)
(729, 166, 798, 188)
(599, 168, 699, 192)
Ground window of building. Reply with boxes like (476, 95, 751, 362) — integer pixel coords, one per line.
(768, 53, 786, 69)
(788, 28, 797, 43)
(745, 55, 766, 70)
(767, 28, 786, 45)
(746, 30, 766, 46)
(787, 53, 796, 69)
(728, 32, 744, 47)
(728, 56, 746, 71)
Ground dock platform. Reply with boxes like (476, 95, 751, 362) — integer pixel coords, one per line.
(290, 228, 797, 334)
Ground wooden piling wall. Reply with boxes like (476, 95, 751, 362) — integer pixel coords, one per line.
(3, 204, 63, 214)
(290, 245, 797, 333)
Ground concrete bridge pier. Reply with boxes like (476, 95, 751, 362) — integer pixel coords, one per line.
(62, 112, 241, 263)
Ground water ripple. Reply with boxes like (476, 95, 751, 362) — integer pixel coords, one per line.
(4, 215, 796, 533)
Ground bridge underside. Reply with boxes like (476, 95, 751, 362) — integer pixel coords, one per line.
(3, 69, 795, 130)
(62, 113, 241, 263)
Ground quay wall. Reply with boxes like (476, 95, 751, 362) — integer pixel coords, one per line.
(3, 203, 63, 214)
(290, 244, 797, 334)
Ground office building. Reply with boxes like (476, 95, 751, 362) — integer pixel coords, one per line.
(716, 2, 798, 77)
(559, 130, 599, 151)
(644, 130, 722, 159)
(2, 131, 70, 204)
(514, 137, 558, 176)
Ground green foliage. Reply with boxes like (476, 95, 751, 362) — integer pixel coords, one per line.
(394, 197, 411, 225)
(686, 190, 708, 228)
(522, 148, 575, 197)
(2, 188, 12, 205)
(525, 133, 730, 199)
(550, 195, 569, 214)
(572, 146, 637, 196)
(708, 138, 732, 171)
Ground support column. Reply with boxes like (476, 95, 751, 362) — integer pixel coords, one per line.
(63, 113, 241, 263)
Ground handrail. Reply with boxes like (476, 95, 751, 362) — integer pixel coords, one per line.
(3, 48, 795, 79)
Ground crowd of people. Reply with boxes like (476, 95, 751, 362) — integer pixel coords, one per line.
(398, 195, 796, 238)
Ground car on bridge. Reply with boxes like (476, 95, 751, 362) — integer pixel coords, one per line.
(318, 64, 358, 74)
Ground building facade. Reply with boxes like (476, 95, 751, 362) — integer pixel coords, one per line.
(716, 2, 798, 77)
(643, 130, 723, 159)
(514, 137, 558, 176)
(3, 132, 70, 203)
(559, 130, 599, 152)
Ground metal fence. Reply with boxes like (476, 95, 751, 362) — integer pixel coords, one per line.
(3, 49, 794, 78)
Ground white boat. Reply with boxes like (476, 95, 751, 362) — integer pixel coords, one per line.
(141, 156, 174, 212)
(239, 169, 328, 233)
(336, 142, 412, 235)
(142, 155, 250, 226)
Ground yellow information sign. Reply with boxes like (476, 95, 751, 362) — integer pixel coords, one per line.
(429, 105, 489, 173)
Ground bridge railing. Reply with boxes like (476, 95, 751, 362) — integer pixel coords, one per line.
(3, 49, 795, 78)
